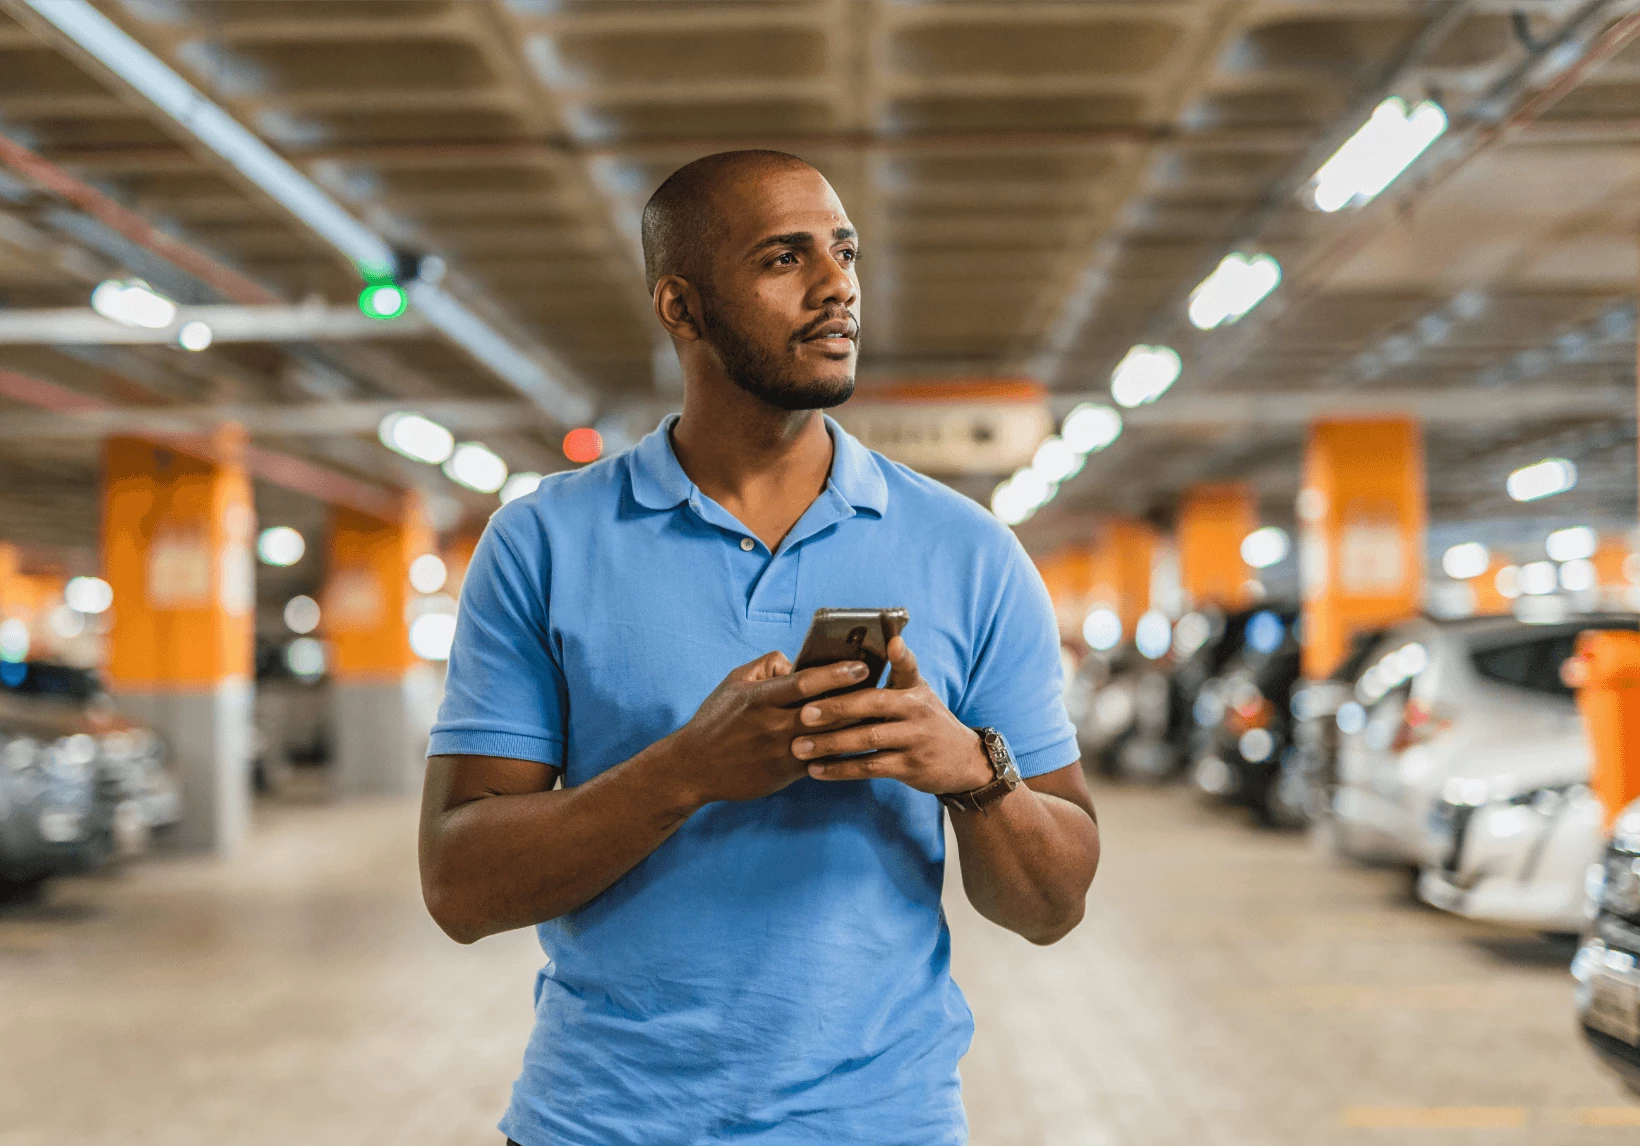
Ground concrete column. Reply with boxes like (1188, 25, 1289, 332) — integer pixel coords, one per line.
(323, 498, 439, 797)
(1176, 483, 1257, 611)
(1091, 517, 1158, 641)
(1298, 419, 1425, 678)
(103, 430, 255, 856)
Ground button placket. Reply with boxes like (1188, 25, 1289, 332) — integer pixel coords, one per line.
(739, 537, 755, 551)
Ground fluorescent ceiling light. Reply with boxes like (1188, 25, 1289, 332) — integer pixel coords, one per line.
(64, 576, 113, 614)
(1188, 254, 1281, 331)
(1082, 608, 1122, 652)
(256, 525, 305, 567)
(1546, 526, 1596, 562)
(24, 0, 591, 426)
(176, 319, 213, 350)
(409, 554, 448, 595)
(444, 442, 509, 494)
(283, 595, 320, 635)
(1441, 542, 1489, 581)
(1312, 97, 1447, 213)
(378, 412, 454, 465)
(1061, 403, 1123, 454)
(1240, 526, 1290, 570)
(990, 478, 1035, 526)
(1560, 558, 1596, 593)
(1110, 344, 1182, 408)
(1520, 560, 1558, 596)
(500, 471, 543, 505)
(90, 279, 176, 329)
(1031, 437, 1084, 484)
(1506, 458, 1577, 502)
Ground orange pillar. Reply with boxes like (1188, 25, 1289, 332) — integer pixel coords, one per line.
(1176, 483, 1256, 611)
(1571, 630, 1640, 827)
(103, 430, 255, 854)
(1091, 517, 1157, 642)
(1594, 537, 1631, 611)
(1035, 548, 1098, 645)
(442, 529, 482, 598)
(324, 496, 440, 795)
(1298, 419, 1425, 678)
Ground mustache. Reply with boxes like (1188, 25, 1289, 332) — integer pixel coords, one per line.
(790, 310, 859, 345)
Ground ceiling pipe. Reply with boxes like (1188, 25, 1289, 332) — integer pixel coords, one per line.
(7, 0, 593, 426)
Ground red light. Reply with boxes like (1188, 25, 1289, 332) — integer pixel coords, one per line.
(563, 427, 602, 464)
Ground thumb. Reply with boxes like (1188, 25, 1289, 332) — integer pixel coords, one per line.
(885, 636, 921, 690)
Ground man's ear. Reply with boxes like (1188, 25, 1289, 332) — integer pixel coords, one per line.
(653, 275, 702, 342)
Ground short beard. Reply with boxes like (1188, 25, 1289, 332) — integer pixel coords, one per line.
(698, 291, 856, 412)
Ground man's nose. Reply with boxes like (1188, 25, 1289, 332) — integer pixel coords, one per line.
(808, 249, 858, 311)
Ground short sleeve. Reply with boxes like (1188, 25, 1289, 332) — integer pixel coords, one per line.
(427, 511, 567, 766)
(953, 537, 1080, 779)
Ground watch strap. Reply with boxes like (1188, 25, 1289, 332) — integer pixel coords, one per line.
(938, 727, 1021, 814)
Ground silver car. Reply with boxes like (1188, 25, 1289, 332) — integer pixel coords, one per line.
(1326, 615, 1635, 874)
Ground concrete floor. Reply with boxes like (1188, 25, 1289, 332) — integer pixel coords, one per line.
(1, 779, 1637, 1145)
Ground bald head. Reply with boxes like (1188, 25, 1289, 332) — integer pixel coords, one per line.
(641, 150, 816, 294)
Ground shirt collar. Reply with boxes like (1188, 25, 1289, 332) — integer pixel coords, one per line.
(628, 413, 888, 517)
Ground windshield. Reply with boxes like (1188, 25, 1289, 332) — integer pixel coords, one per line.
(0, 661, 104, 703)
(1470, 618, 1640, 699)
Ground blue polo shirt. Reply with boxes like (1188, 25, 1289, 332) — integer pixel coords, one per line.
(429, 414, 1078, 1146)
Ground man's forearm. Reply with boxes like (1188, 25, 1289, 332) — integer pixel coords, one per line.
(421, 740, 701, 943)
(949, 783, 1100, 945)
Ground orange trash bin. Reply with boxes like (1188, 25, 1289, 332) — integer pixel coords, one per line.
(1568, 629, 1640, 829)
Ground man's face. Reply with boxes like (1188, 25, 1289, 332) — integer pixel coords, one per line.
(696, 166, 860, 411)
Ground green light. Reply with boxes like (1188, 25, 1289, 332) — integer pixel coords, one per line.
(359, 283, 407, 320)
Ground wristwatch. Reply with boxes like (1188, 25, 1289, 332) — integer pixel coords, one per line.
(938, 727, 1021, 814)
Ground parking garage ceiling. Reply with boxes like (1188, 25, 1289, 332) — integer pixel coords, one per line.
(0, 0, 1638, 563)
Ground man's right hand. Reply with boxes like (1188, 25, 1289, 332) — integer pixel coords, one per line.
(661, 651, 870, 806)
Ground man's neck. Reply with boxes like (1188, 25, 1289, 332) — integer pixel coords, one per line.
(671, 386, 835, 552)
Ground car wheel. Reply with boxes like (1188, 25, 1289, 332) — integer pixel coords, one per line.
(0, 875, 47, 904)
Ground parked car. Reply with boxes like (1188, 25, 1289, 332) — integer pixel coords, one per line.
(0, 661, 174, 898)
(1289, 628, 1392, 822)
(1328, 614, 1637, 871)
(1575, 797, 1640, 1096)
(1418, 739, 1603, 935)
(1188, 609, 1306, 826)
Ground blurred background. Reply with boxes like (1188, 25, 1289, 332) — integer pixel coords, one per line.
(7, 0, 1640, 1142)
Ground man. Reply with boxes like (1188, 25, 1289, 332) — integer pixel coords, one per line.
(420, 150, 1100, 1146)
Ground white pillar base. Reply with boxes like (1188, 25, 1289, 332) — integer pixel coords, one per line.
(116, 679, 253, 857)
(331, 666, 440, 797)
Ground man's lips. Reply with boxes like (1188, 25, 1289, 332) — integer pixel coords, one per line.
(798, 319, 858, 345)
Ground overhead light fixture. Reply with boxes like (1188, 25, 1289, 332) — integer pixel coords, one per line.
(1061, 403, 1123, 454)
(990, 478, 1035, 527)
(1187, 253, 1281, 331)
(562, 427, 603, 464)
(359, 282, 408, 321)
(63, 576, 113, 615)
(500, 472, 543, 505)
(1240, 526, 1290, 570)
(1560, 559, 1596, 593)
(409, 554, 448, 595)
(444, 442, 509, 494)
(1311, 96, 1447, 213)
(1441, 542, 1489, 581)
(378, 412, 455, 465)
(409, 613, 457, 661)
(283, 595, 320, 635)
(1109, 344, 1182, 408)
(256, 526, 305, 567)
(1546, 526, 1597, 562)
(1506, 458, 1577, 502)
(176, 319, 213, 351)
(285, 637, 326, 679)
(1031, 437, 1085, 484)
(1520, 560, 1558, 596)
(1082, 608, 1122, 652)
(23, 0, 592, 427)
(90, 279, 176, 329)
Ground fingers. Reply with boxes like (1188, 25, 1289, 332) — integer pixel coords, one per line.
(732, 650, 793, 683)
(762, 660, 869, 705)
(791, 720, 909, 761)
(886, 636, 921, 690)
(807, 751, 909, 782)
(797, 687, 909, 730)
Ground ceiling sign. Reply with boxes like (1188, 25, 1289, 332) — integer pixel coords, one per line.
(833, 380, 1052, 476)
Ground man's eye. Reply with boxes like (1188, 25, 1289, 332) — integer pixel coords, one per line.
(774, 252, 796, 265)
(839, 249, 856, 263)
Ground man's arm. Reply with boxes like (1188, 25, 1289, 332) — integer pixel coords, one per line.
(793, 639, 1099, 945)
(419, 653, 871, 944)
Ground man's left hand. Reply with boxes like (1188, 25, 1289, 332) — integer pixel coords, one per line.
(791, 637, 994, 796)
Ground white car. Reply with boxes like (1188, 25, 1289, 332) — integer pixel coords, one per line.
(1417, 742, 1604, 934)
(1326, 615, 1634, 875)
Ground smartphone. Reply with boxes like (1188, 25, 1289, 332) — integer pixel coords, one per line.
(793, 608, 910, 701)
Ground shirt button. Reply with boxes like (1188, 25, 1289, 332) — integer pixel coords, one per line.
(740, 537, 756, 551)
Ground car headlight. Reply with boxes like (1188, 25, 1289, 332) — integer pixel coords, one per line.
(1605, 855, 1640, 917)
